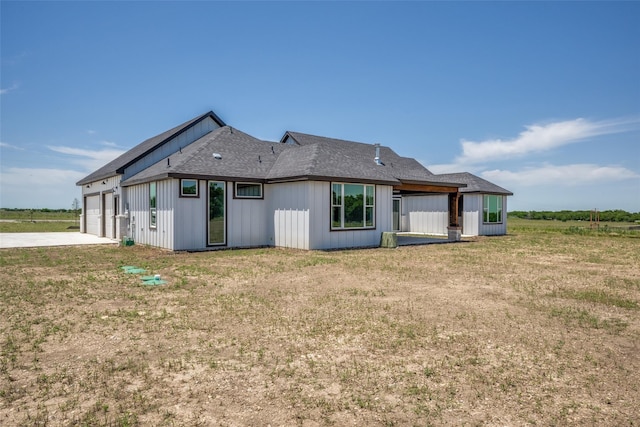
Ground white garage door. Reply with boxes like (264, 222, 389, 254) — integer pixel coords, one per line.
(85, 195, 100, 236)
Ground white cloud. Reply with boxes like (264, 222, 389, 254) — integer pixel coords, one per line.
(482, 163, 639, 187)
(0, 167, 85, 208)
(100, 141, 120, 148)
(0, 141, 24, 150)
(87, 130, 97, 135)
(0, 83, 19, 95)
(48, 145, 126, 172)
(427, 162, 477, 174)
(426, 116, 640, 174)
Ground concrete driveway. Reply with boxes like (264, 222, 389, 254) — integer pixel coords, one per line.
(0, 232, 118, 249)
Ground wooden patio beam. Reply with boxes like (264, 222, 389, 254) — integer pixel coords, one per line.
(449, 192, 460, 227)
(394, 183, 460, 193)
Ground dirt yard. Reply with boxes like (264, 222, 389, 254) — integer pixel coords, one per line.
(1, 231, 638, 426)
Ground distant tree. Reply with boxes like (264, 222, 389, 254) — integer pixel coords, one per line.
(72, 198, 81, 226)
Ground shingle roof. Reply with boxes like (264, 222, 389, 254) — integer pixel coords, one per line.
(274, 131, 449, 185)
(92, 115, 508, 193)
(430, 172, 513, 195)
(120, 128, 464, 188)
(268, 133, 399, 184)
(120, 127, 469, 189)
(76, 111, 225, 185)
(120, 126, 286, 186)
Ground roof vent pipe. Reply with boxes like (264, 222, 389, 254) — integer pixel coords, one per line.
(374, 143, 382, 166)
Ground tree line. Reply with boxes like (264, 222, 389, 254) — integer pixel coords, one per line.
(1, 208, 77, 213)
(509, 210, 640, 222)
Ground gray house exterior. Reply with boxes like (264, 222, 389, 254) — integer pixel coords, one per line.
(76, 111, 512, 250)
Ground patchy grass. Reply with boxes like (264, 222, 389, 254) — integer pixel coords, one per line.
(0, 230, 638, 425)
(550, 288, 638, 310)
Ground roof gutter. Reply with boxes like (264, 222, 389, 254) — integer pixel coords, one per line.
(266, 174, 400, 186)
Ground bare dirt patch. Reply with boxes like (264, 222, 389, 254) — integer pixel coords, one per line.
(1, 233, 639, 425)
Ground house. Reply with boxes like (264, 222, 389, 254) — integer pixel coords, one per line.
(76, 111, 512, 250)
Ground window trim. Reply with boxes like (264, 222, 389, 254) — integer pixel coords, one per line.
(179, 179, 199, 198)
(331, 182, 376, 230)
(234, 182, 263, 199)
(483, 194, 503, 224)
(149, 181, 157, 228)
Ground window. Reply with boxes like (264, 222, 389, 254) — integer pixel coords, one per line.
(180, 179, 198, 197)
(483, 194, 503, 223)
(235, 182, 262, 198)
(149, 181, 157, 228)
(331, 183, 375, 229)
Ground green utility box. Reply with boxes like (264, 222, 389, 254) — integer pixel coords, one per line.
(121, 237, 134, 246)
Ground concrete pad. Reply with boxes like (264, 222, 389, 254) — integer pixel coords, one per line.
(0, 232, 118, 249)
(395, 233, 451, 246)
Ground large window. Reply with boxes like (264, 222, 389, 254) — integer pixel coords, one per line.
(483, 194, 503, 223)
(235, 182, 262, 198)
(149, 182, 157, 228)
(332, 183, 375, 229)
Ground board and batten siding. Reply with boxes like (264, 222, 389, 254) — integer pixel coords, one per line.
(460, 194, 508, 236)
(404, 195, 448, 235)
(122, 117, 220, 181)
(267, 182, 393, 250)
(460, 194, 480, 236)
(270, 182, 391, 250)
(173, 179, 207, 250)
(267, 182, 310, 250)
(127, 180, 174, 249)
(154, 179, 271, 250)
(227, 182, 269, 248)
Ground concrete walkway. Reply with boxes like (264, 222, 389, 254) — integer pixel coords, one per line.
(0, 232, 118, 249)
(396, 235, 451, 246)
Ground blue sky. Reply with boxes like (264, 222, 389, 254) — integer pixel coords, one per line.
(1, 1, 639, 212)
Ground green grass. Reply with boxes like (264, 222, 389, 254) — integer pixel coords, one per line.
(0, 209, 79, 221)
(0, 221, 79, 233)
(0, 209, 80, 232)
(551, 288, 638, 309)
(508, 216, 640, 236)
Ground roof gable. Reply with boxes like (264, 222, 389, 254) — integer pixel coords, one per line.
(76, 111, 225, 185)
(121, 126, 286, 186)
